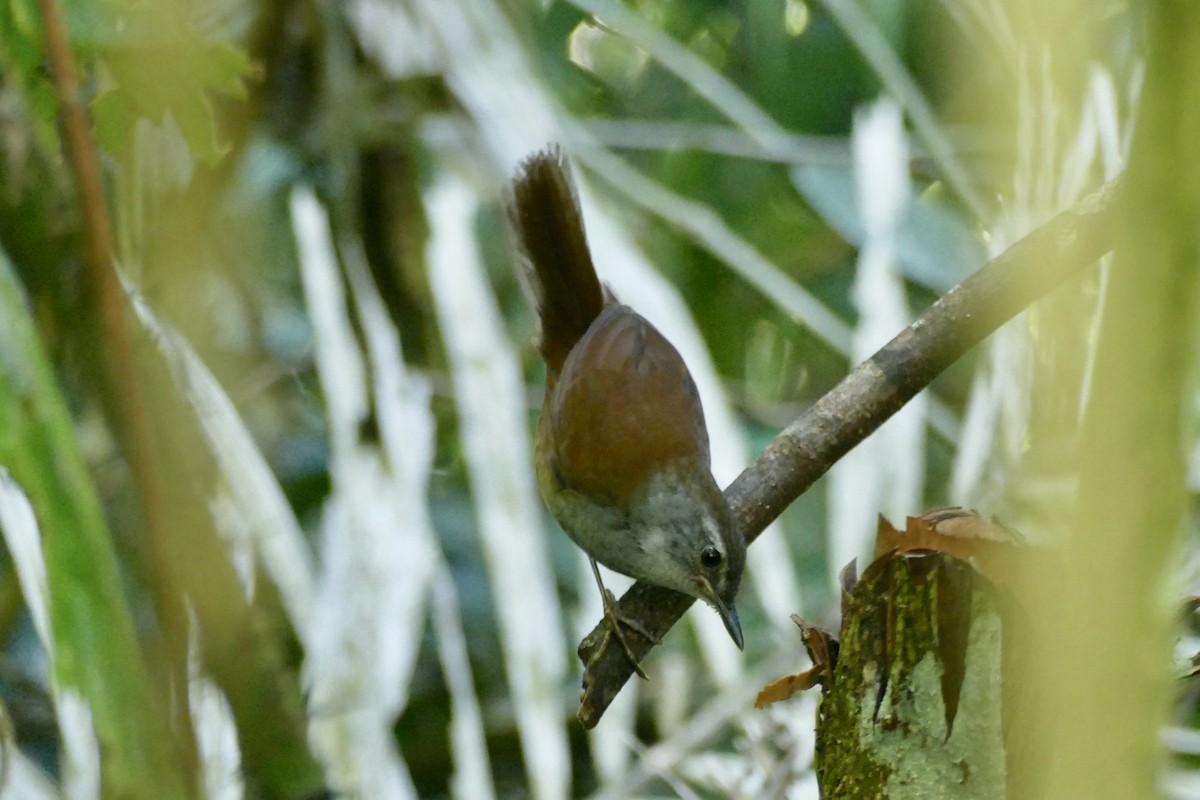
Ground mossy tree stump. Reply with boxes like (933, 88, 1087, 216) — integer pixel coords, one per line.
(815, 552, 1007, 798)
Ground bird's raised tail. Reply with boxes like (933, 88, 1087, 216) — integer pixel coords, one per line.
(508, 145, 605, 376)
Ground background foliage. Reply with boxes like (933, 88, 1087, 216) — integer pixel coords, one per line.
(0, 0, 1194, 798)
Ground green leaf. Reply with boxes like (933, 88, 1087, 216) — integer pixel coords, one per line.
(2, 0, 252, 165)
(0, 247, 189, 800)
(97, 34, 252, 165)
(90, 1, 252, 164)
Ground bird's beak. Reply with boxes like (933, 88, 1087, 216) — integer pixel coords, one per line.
(700, 579, 744, 650)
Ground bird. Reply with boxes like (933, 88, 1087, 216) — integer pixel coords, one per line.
(507, 145, 746, 677)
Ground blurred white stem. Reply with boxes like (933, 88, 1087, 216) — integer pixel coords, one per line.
(579, 118, 852, 165)
(590, 649, 799, 800)
(0, 724, 63, 800)
(124, 279, 316, 632)
(829, 99, 926, 579)
(431, 569, 498, 800)
(950, 61, 1125, 513)
(293, 188, 437, 799)
(819, 0, 987, 219)
(0, 475, 100, 800)
(427, 175, 571, 800)
(189, 622, 244, 800)
(570, 131, 852, 354)
(567, 0, 794, 154)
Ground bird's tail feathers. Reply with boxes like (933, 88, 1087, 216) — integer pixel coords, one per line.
(508, 145, 605, 375)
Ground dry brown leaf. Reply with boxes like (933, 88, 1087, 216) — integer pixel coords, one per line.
(873, 507, 1024, 587)
(755, 615, 839, 708)
(755, 669, 822, 707)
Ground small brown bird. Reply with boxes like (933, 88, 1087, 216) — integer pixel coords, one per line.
(508, 146, 746, 675)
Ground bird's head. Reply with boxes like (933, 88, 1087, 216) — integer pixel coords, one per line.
(627, 463, 746, 648)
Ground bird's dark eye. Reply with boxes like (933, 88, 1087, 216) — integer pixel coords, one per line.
(700, 546, 722, 568)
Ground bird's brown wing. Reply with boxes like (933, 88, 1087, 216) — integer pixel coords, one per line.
(549, 304, 711, 505)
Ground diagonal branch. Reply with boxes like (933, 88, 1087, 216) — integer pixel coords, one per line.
(577, 178, 1121, 728)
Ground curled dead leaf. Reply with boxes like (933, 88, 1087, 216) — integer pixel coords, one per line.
(873, 507, 1024, 587)
(755, 615, 839, 708)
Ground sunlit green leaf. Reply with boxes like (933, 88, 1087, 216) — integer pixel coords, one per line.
(97, 28, 252, 164)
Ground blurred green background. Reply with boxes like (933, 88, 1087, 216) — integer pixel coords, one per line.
(0, 0, 1170, 798)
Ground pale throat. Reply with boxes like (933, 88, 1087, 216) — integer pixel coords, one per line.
(623, 470, 725, 592)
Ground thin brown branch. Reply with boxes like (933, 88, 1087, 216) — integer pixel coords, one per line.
(38, 6, 328, 793)
(36, 3, 173, 546)
(38, 0, 197, 776)
(38, 0, 113, 277)
(576, 178, 1122, 728)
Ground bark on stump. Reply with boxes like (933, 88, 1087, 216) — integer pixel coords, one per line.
(815, 552, 1006, 798)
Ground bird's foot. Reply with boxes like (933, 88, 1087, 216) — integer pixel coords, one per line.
(595, 588, 660, 680)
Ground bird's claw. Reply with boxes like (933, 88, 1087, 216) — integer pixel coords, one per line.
(596, 588, 659, 680)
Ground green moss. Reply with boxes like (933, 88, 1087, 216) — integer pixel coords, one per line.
(817, 554, 1006, 798)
